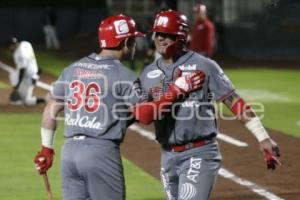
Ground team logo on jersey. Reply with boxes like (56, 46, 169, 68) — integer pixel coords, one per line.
(179, 183, 197, 200)
(65, 114, 102, 130)
(114, 20, 129, 35)
(179, 64, 197, 71)
(147, 69, 162, 79)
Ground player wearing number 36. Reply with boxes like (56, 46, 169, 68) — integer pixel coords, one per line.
(33, 14, 205, 200)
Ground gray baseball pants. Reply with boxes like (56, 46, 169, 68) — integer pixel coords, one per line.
(61, 136, 125, 200)
(160, 141, 221, 200)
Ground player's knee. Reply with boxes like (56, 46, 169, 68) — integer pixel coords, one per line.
(24, 97, 37, 106)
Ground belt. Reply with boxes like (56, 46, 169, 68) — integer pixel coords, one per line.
(164, 133, 217, 152)
(170, 139, 206, 152)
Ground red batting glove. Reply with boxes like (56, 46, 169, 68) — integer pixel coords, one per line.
(264, 150, 281, 170)
(33, 146, 55, 175)
(172, 69, 206, 94)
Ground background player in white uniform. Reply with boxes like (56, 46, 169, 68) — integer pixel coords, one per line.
(139, 10, 281, 200)
(33, 14, 204, 200)
(6, 37, 45, 106)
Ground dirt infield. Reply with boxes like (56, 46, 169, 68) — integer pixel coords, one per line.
(1, 68, 299, 200)
(122, 121, 300, 200)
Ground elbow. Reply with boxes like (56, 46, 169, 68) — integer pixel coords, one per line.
(132, 103, 155, 125)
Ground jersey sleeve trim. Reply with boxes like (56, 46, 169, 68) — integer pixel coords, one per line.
(216, 89, 235, 102)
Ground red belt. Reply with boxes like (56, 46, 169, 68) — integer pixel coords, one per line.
(170, 139, 206, 152)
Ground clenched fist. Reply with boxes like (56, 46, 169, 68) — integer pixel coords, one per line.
(33, 146, 55, 174)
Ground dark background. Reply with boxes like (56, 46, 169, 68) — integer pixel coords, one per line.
(1, 0, 300, 61)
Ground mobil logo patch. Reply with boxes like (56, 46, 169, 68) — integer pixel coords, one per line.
(147, 69, 163, 79)
(114, 19, 129, 35)
(179, 64, 197, 71)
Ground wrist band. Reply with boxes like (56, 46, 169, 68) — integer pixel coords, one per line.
(245, 117, 270, 142)
(41, 127, 55, 149)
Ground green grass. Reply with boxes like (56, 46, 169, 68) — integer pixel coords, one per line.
(0, 114, 164, 200)
(35, 52, 73, 76)
(224, 68, 300, 137)
(0, 81, 10, 89)
(36, 52, 145, 77)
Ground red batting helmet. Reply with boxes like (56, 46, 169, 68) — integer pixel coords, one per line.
(98, 14, 145, 48)
(152, 10, 189, 42)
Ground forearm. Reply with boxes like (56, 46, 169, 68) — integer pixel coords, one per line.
(42, 100, 61, 129)
(223, 92, 270, 142)
(15, 68, 25, 89)
(132, 84, 179, 125)
(41, 99, 63, 148)
(223, 92, 281, 169)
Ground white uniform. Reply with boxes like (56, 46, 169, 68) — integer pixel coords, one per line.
(13, 41, 39, 106)
(43, 25, 60, 50)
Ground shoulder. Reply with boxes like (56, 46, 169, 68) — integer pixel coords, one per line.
(19, 41, 33, 49)
(189, 51, 222, 73)
(205, 19, 215, 29)
(18, 41, 34, 53)
(59, 56, 87, 78)
(116, 63, 137, 81)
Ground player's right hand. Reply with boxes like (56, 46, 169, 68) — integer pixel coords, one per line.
(33, 146, 55, 175)
(173, 69, 205, 93)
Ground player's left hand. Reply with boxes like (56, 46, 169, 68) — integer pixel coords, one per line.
(173, 69, 205, 93)
(33, 146, 55, 175)
(259, 138, 281, 170)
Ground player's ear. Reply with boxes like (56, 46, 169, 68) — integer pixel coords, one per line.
(124, 38, 136, 49)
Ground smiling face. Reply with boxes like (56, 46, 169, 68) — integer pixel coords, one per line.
(154, 32, 177, 56)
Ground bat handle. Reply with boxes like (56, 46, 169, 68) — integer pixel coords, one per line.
(43, 172, 53, 200)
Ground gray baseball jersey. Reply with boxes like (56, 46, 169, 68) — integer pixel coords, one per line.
(52, 53, 143, 142)
(140, 50, 231, 200)
(139, 51, 235, 146)
(53, 53, 143, 200)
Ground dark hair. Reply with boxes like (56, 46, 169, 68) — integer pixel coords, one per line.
(6, 36, 19, 47)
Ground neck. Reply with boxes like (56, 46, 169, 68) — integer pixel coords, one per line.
(99, 49, 122, 60)
(161, 57, 174, 65)
(161, 50, 185, 66)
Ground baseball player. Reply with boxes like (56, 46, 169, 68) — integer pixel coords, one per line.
(33, 14, 205, 200)
(6, 37, 45, 106)
(190, 4, 215, 58)
(139, 10, 281, 200)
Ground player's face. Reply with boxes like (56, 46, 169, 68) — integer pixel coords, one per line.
(154, 32, 177, 55)
(8, 44, 17, 53)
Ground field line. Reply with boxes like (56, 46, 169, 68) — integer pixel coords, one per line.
(217, 133, 248, 147)
(0, 61, 53, 91)
(129, 124, 156, 141)
(219, 168, 284, 200)
(129, 124, 248, 147)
